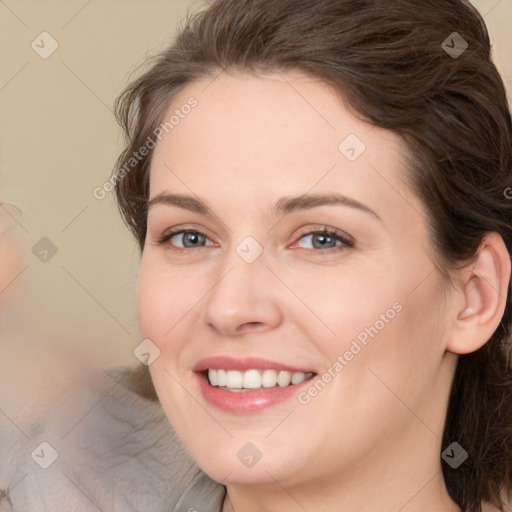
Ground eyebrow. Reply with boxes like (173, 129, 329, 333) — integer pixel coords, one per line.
(147, 192, 381, 221)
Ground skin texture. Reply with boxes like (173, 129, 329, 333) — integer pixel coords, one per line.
(137, 71, 510, 512)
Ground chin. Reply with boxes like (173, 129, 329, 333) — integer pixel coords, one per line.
(193, 437, 308, 484)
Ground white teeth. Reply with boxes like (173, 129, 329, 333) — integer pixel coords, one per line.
(217, 369, 226, 386)
(291, 372, 308, 385)
(243, 369, 262, 389)
(208, 368, 218, 386)
(261, 369, 277, 387)
(207, 369, 313, 390)
(226, 370, 243, 388)
(277, 371, 291, 387)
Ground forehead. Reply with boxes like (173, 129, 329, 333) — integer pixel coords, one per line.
(149, 71, 410, 213)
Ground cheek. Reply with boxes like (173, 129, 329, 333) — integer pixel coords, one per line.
(313, 256, 446, 392)
(136, 257, 194, 347)
(301, 264, 400, 343)
(340, 272, 447, 404)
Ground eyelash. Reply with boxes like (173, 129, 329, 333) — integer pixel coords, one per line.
(155, 225, 354, 254)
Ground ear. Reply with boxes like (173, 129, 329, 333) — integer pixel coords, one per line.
(447, 232, 511, 355)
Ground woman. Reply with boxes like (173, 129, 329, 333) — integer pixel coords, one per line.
(110, 0, 512, 511)
(3, 0, 510, 510)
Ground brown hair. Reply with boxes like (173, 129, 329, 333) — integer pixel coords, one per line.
(113, 1, 512, 510)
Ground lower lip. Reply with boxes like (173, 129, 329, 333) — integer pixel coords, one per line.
(195, 372, 315, 413)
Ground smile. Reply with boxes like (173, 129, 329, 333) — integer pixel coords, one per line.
(206, 368, 315, 391)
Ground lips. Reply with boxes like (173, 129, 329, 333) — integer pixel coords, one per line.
(193, 356, 316, 374)
(192, 356, 317, 413)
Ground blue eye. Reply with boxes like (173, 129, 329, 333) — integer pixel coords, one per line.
(296, 229, 353, 250)
(158, 230, 214, 249)
(156, 226, 354, 253)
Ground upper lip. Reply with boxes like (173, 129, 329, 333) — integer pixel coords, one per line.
(193, 356, 316, 374)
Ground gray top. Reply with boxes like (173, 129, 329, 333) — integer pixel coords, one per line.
(0, 365, 226, 511)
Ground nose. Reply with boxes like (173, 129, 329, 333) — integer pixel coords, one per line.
(201, 250, 283, 337)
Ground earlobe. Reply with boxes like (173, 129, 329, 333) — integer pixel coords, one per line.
(447, 232, 511, 355)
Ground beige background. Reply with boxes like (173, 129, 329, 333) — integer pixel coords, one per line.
(0, 0, 511, 420)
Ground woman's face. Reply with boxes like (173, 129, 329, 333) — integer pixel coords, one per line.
(137, 71, 458, 489)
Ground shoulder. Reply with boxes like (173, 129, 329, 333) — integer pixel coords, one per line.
(1, 365, 225, 511)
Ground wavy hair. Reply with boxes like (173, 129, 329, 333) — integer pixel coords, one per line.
(112, 1, 512, 510)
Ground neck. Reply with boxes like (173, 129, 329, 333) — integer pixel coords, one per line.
(221, 423, 461, 512)
(222, 471, 460, 512)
